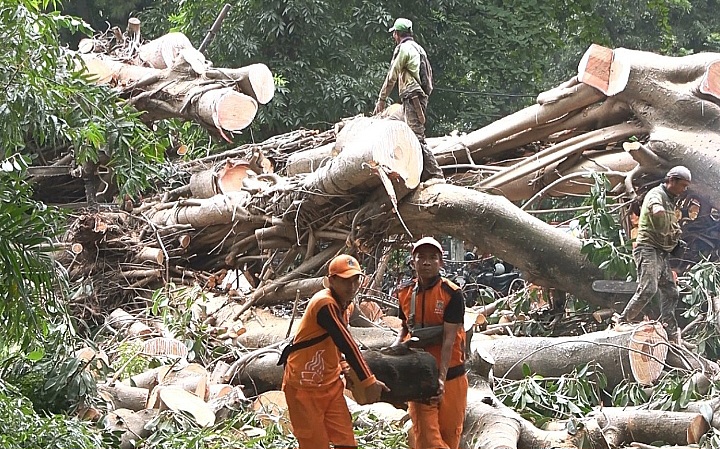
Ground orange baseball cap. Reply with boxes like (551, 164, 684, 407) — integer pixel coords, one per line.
(328, 255, 363, 278)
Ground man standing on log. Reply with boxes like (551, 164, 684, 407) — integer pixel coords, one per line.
(392, 237, 467, 449)
(281, 254, 388, 449)
(615, 166, 692, 343)
(374, 17, 445, 184)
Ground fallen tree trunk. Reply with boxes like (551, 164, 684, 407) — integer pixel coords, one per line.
(588, 407, 710, 446)
(577, 44, 720, 208)
(395, 184, 608, 306)
(432, 81, 606, 165)
(473, 325, 672, 389)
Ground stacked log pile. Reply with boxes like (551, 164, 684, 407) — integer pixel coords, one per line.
(78, 19, 274, 138)
(50, 41, 720, 448)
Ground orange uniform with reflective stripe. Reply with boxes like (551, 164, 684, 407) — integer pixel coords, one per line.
(397, 277, 467, 449)
(397, 277, 466, 368)
(282, 288, 377, 449)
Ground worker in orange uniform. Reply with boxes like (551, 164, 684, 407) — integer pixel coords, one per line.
(281, 254, 389, 449)
(392, 237, 468, 449)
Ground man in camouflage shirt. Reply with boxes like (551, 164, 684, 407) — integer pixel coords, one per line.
(374, 17, 444, 183)
(616, 166, 691, 342)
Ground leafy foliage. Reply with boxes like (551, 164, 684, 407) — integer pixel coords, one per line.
(2, 0, 166, 198)
(131, 406, 408, 449)
(577, 173, 635, 280)
(151, 284, 212, 363)
(0, 0, 167, 420)
(0, 380, 111, 449)
(495, 363, 607, 426)
(680, 259, 720, 357)
(0, 155, 64, 350)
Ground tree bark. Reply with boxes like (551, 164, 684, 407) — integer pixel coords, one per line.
(395, 184, 608, 306)
(588, 407, 710, 446)
(578, 44, 720, 208)
(472, 326, 669, 389)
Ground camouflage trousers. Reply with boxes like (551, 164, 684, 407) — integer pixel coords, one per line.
(402, 94, 443, 181)
(619, 245, 679, 339)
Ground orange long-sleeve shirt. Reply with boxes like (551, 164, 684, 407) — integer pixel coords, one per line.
(282, 288, 376, 389)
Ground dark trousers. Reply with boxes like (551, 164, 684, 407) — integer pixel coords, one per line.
(619, 245, 679, 338)
(402, 94, 443, 181)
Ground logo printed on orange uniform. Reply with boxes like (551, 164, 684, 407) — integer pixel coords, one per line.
(434, 300, 444, 315)
(300, 349, 325, 385)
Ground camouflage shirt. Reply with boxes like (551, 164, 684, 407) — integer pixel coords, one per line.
(635, 184, 681, 252)
(377, 37, 425, 102)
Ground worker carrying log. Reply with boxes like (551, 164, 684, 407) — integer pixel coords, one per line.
(280, 254, 388, 449)
(391, 236, 468, 449)
(614, 166, 692, 344)
(374, 17, 445, 184)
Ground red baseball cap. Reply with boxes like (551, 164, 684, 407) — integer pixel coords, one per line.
(328, 255, 363, 278)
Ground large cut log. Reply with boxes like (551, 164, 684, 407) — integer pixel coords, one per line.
(300, 117, 423, 194)
(348, 347, 439, 404)
(98, 382, 150, 411)
(137, 32, 194, 69)
(205, 63, 275, 104)
(235, 334, 435, 403)
(588, 407, 710, 446)
(461, 351, 610, 449)
(148, 192, 253, 227)
(472, 325, 669, 389)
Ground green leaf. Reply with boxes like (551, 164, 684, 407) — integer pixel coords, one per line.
(26, 349, 45, 362)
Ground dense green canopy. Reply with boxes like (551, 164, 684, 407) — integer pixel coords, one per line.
(61, 0, 720, 142)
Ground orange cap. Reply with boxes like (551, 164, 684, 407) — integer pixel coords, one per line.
(328, 255, 363, 278)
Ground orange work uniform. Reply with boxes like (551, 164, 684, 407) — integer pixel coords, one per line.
(282, 288, 377, 449)
(397, 276, 468, 449)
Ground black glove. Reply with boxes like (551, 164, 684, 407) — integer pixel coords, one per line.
(671, 240, 688, 257)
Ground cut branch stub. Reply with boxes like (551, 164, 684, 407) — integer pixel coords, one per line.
(700, 60, 720, 101)
(206, 63, 275, 105)
(137, 32, 194, 69)
(578, 43, 630, 96)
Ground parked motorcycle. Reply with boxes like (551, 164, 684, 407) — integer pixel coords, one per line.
(456, 256, 522, 307)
